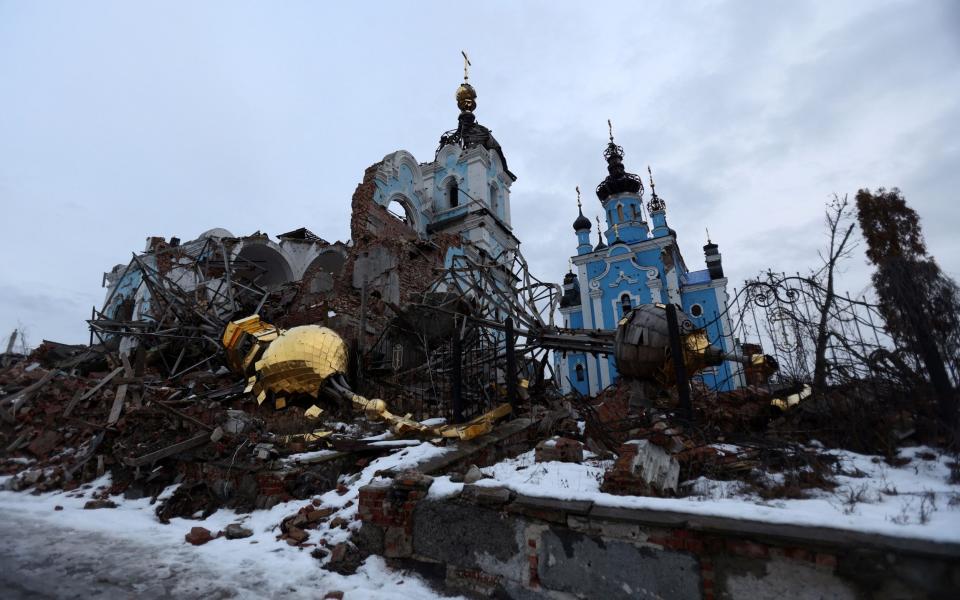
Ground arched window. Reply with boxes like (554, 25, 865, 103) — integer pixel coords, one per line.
(616, 204, 625, 222)
(489, 183, 498, 215)
(448, 181, 459, 208)
(575, 363, 585, 382)
(631, 204, 638, 221)
(387, 199, 409, 224)
(620, 293, 632, 316)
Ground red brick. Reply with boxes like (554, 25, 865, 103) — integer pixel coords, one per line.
(783, 547, 812, 563)
(815, 553, 837, 569)
(727, 539, 768, 559)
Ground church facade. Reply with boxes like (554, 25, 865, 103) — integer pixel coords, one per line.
(557, 133, 744, 396)
(356, 73, 518, 277)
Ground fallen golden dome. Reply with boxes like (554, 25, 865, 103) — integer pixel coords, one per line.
(254, 324, 348, 400)
(222, 315, 511, 441)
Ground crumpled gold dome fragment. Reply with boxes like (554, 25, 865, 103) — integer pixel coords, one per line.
(252, 325, 348, 400)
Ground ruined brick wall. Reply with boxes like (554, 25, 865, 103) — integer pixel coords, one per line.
(281, 160, 462, 369)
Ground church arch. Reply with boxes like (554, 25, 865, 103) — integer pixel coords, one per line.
(620, 293, 633, 315)
(304, 249, 347, 277)
(385, 192, 422, 231)
(448, 180, 459, 208)
(235, 242, 294, 290)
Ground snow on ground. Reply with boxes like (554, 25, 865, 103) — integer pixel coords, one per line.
(430, 445, 960, 544)
(0, 441, 461, 600)
(2, 437, 957, 598)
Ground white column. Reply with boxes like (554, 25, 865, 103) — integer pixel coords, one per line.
(648, 279, 665, 303)
(578, 264, 592, 328)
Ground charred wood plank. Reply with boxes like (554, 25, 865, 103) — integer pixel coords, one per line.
(122, 432, 211, 467)
(66, 366, 124, 416)
(1, 368, 60, 423)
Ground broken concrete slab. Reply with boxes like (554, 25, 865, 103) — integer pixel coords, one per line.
(461, 484, 514, 507)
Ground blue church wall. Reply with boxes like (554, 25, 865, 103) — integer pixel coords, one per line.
(562, 219, 738, 395)
(680, 285, 736, 391)
(373, 156, 430, 235)
(559, 137, 740, 396)
(105, 265, 144, 320)
(561, 351, 590, 395)
(431, 157, 469, 211)
(602, 194, 649, 245)
(444, 246, 466, 269)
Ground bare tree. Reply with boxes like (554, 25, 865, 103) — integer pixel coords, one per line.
(811, 195, 857, 390)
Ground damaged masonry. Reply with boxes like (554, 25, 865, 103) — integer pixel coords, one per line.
(2, 62, 959, 600)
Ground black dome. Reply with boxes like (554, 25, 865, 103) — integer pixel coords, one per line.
(573, 209, 591, 231)
(596, 141, 643, 201)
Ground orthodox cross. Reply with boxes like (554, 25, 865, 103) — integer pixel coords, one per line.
(607, 119, 614, 142)
(576, 185, 581, 209)
(461, 50, 471, 81)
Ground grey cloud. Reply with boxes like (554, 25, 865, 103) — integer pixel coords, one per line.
(1, 0, 956, 345)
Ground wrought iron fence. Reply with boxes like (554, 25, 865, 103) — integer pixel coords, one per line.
(695, 270, 936, 394)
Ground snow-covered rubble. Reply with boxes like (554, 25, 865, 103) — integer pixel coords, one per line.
(0, 441, 461, 600)
(1, 437, 957, 598)
(430, 445, 960, 544)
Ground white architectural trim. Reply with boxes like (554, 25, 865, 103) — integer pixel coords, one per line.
(571, 233, 676, 266)
(648, 278, 665, 303)
(600, 355, 611, 389)
(588, 253, 660, 286)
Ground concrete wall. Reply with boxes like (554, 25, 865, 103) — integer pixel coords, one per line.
(358, 477, 960, 599)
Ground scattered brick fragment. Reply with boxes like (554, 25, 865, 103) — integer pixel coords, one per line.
(185, 526, 214, 545)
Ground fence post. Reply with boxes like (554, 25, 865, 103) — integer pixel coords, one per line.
(451, 316, 463, 424)
(665, 304, 693, 422)
(505, 317, 518, 410)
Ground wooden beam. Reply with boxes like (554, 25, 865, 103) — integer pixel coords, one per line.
(122, 432, 210, 467)
(106, 383, 128, 425)
(152, 400, 213, 431)
(66, 366, 124, 417)
(1, 368, 59, 423)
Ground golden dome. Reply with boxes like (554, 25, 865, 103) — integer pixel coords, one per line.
(252, 325, 349, 400)
(456, 82, 477, 112)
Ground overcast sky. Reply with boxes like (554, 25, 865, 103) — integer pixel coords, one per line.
(1, 0, 958, 348)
